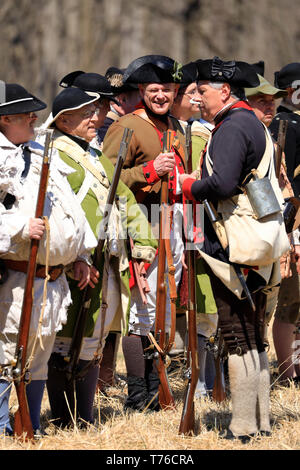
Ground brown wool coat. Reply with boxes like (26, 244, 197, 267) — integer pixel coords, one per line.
(102, 110, 186, 214)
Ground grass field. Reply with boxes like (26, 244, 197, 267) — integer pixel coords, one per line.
(1, 331, 299, 452)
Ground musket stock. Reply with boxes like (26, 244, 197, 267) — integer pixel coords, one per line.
(153, 130, 176, 410)
(13, 130, 53, 439)
(179, 123, 200, 436)
(275, 119, 288, 179)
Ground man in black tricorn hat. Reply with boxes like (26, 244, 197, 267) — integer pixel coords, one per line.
(96, 66, 140, 146)
(170, 61, 218, 398)
(179, 57, 289, 441)
(103, 54, 187, 412)
(268, 63, 300, 387)
(0, 82, 96, 437)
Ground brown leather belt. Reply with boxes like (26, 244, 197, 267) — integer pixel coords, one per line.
(4, 259, 64, 282)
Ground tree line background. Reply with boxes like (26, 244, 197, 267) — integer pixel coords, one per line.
(0, 0, 300, 120)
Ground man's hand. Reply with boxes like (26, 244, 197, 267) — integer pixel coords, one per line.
(73, 261, 91, 290)
(280, 251, 292, 279)
(181, 252, 188, 270)
(292, 244, 300, 274)
(179, 173, 197, 187)
(29, 217, 45, 240)
(153, 152, 175, 176)
(89, 265, 100, 288)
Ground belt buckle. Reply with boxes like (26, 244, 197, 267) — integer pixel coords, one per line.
(48, 264, 64, 282)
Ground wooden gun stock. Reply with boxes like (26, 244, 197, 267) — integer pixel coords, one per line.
(275, 119, 288, 178)
(13, 130, 53, 439)
(179, 123, 200, 436)
(153, 130, 176, 410)
(212, 359, 226, 403)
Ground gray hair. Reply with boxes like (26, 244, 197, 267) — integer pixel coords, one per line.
(207, 81, 245, 100)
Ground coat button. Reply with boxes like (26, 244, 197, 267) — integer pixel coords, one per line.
(145, 172, 150, 178)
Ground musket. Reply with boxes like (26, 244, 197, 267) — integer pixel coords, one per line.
(151, 130, 176, 410)
(13, 130, 53, 439)
(63, 127, 133, 419)
(203, 200, 256, 312)
(207, 328, 226, 403)
(275, 119, 288, 178)
(179, 123, 200, 436)
(283, 196, 300, 233)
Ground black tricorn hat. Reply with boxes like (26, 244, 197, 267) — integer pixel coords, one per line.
(123, 55, 183, 84)
(47, 87, 100, 127)
(251, 61, 265, 77)
(59, 71, 120, 104)
(179, 61, 198, 89)
(274, 62, 300, 89)
(105, 66, 139, 94)
(196, 56, 260, 88)
(0, 82, 46, 116)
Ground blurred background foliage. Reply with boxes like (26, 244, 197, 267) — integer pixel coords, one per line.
(0, 0, 300, 118)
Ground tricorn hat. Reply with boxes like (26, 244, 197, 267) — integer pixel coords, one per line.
(0, 82, 46, 116)
(59, 71, 120, 104)
(123, 55, 183, 84)
(274, 62, 300, 89)
(105, 66, 139, 94)
(196, 56, 260, 88)
(47, 87, 100, 128)
(178, 61, 198, 89)
(245, 74, 287, 99)
(251, 61, 265, 77)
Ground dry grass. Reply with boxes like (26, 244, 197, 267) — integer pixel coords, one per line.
(1, 333, 299, 451)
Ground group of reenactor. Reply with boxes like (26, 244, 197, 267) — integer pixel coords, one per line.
(0, 54, 299, 443)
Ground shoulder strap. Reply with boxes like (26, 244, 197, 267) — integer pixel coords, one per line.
(132, 108, 156, 128)
(205, 123, 274, 179)
(255, 123, 275, 179)
(53, 138, 110, 188)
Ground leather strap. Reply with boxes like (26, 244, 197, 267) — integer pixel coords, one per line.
(4, 259, 64, 282)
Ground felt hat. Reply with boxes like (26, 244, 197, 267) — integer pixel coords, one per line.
(105, 66, 139, 94)
(196, 56, 260, 88)
(178, 61, 198, 89)
(251, 61, 265, 77)
(47, 87, 100, 127)
(122, 55, 183, 84)
(0, 81, 47, 116)
(274, 62, 300, 89)
(59, 71, 120, 104)
(245, 74, 287, 99)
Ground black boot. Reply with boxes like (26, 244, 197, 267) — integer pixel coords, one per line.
(47, 353, 72, 428)
(145, 359, 160, 411)
(124, 376, 148, 412)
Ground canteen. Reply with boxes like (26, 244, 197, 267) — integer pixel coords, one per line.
(244, 171, 281, 220)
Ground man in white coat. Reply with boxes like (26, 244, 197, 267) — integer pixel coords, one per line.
(0, 82, 97, 437)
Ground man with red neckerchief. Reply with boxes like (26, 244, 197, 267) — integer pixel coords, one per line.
(103, 55, 187, 412)
(179, 57, 286, 443)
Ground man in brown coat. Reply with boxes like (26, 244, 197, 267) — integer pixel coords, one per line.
(103, 55, 186, 411)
